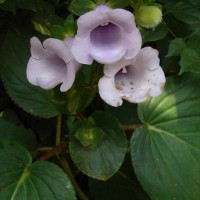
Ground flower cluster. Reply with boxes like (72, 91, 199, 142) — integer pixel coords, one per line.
(27, 5, 165, 107)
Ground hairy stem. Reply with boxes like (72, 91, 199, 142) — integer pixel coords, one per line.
(122, 124, 140, 131)
(37, 143, 67, 160)
(56, 113, 62, 146)
(59, 157, 89, 200)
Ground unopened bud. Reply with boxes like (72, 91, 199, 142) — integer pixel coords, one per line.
(135, 5, 162, 29)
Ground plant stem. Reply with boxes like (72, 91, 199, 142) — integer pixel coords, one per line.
(59, 157, 89, 200)
(122, 124, 140, 131)
(36, 147, 54, 152)
(56, 113, 62, 146)
(163, 19, 176, 38)
(37, 143, 67, 161)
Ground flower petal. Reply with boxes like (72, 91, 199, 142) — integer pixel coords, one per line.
(101, 47, 166, 106)
(27, 54, 67, 89)
(104, 58, 130, 77)
(27, 37, 80, 92)
(60, 63, 76, 92)
(77, 11, 108, 37)
(90, 23, 126, 64)
(43, 38, 71, 64)
(123, 29, 142, 59)
(134, 47, 160, 70)
(71, 36, 93, 64)
(108, 9, 136, 32)
(98, 76, 122, 107)
(123, 67, 165, 103)
(30, 37, 46, 59)
(95, 4, 112, 12)
(72, 7, 142, 65)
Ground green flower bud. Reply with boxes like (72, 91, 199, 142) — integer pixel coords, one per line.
(135, 5, 162, 29)
(75, 127, 105, 149)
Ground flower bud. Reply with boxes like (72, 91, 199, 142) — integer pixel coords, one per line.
(135, 5, 162, 29)
(75, 127, 105, 149)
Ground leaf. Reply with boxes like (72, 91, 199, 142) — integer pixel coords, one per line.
(75, 127, 105, 149)
(180, 35, 200, 73)
(0, 140, 76, 200)
(69, 0, 96, 16)
(51, 14, 77, 42)
(92, 0, 106, 4)
(131, 73, 200, 200)
(170, 2, 200, 24)
(64, 15, 77, 36)
(16, 0, 36, 11)
(0, 31, 59, 117)
(163, 14, 192, 38)
(33, 1, 63, 36)
(104, 101, 140, 125)
(69, 111, 127, 180)
(0, 118, 37, 150)
(0, 0, 16, 13)
(180, 48, 200, 74)
(106, 0, 129, 8)
(50, 25, 67, 40)
(64, 65, 98, 114)
(166, 38, 186, 57)
(89, 156, 150, 200)
(0, 0, 6, 4)
(142, 23, 168, 43)
(157, 34, 180, 74)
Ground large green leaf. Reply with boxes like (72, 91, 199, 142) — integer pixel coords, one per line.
(69, 111, 127, 180)
(0, 31, 59, 117)
(170, 2, 200, 24)
(142, 23, 168, 43)
(180, 48, 200, 74)
(166, 38, 186, 57)
(157, 34, 180, 74)
(89, 156, 150, 200)
(0, 118, 37, 150)
(0, 140, 76, 200)
(131, 73, 200, 200)
(0, 0, 6, 4)
(180, 36, 200, 73)
(104, 101, 140, 125)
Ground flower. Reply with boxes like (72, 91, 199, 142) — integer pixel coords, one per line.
(26, 37, 80, 92)
(71, 5, 142, 65)
(98, 47, 166, 107)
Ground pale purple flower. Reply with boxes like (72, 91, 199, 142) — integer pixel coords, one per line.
(27, 37, 80, 92)
(71, 5, 142, 65)
(98, 47, 166, 107)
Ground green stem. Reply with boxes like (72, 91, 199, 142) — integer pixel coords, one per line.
(163, 19, 176, 38)
(56, 114, 62, 146)
(59, 157, 89, 200)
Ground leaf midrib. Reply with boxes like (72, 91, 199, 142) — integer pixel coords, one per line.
(148, 125, 200, 153)
(10, 167, 30, 200)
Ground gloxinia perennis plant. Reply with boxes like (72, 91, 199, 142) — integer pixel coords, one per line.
(26, 5, 165, 107)
(27, 37, 80, 92)
(98, 47, 166, 107)
(71, 4, 142, 64)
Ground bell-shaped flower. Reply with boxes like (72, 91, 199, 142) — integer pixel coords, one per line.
(27, 37, 80, 92)
(71, 5, 142, 65)
(98, 47, 166, 107)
